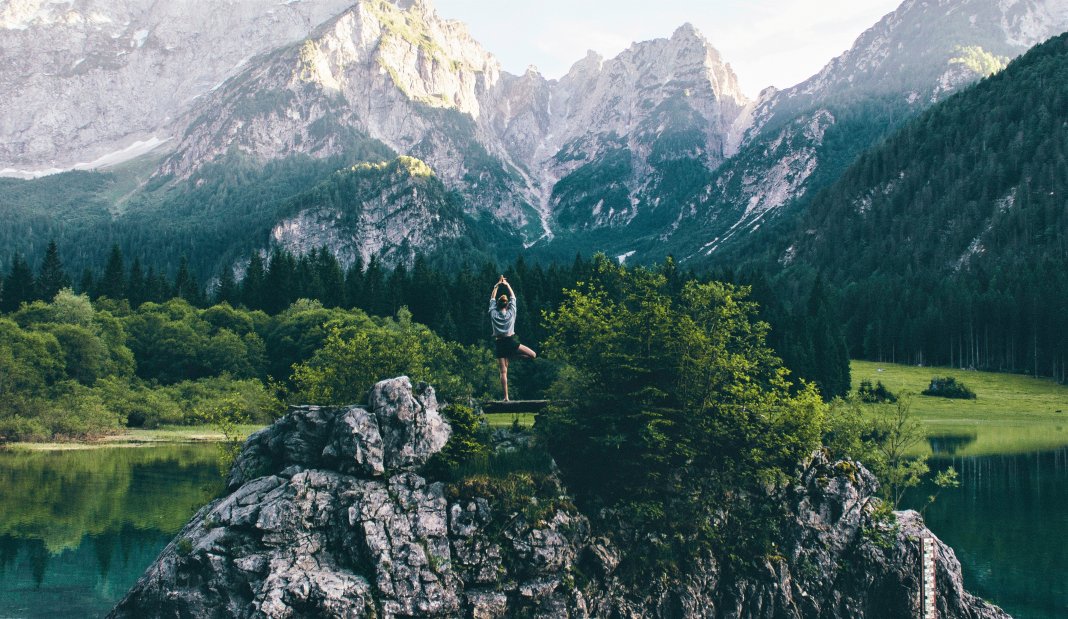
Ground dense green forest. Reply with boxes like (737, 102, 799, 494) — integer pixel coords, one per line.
(0, 243, 850, 441)
(0, 146, 520, 281)
(731, 32, 1068, 380)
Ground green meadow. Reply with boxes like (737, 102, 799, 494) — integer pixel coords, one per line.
(485, 363, 1068, 457)
(852, 360, 1068, 456)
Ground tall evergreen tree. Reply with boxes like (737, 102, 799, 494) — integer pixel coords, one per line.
(315, 248, 345, 308)
(215, 267, 239, 306)
(263, 251, 296, 314)
(127, 258, 146, 307)
(78, 268, 94, 297)
(241, 252, 266, 310)
(99, 244, 126, 300)
(36, 240, 71, 301)
(173, 257, 199, 304)
(344, 257, 365, 309)
(1, 254, 35, 313)
(362, 256, 386, 315)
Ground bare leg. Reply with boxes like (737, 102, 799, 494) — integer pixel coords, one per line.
(516, 344, 537, 359)
(498, 357, 509, 401)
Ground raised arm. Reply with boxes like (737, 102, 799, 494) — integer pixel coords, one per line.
(489, 276, 504, 311)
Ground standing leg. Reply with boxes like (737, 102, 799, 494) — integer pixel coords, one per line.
(516, 344, 537, 359)
(498, 357, 510, 401)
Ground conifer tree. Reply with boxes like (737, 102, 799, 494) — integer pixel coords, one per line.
(215, 267, 239, 306)
(36, 240, 71, 301)
(263, 250, 296, 314)
(344, 257, 365, 309)
(173, 257, 199, 304)
(99, 244, 126, 300)
(127, 258, 146, 307)
(316, 248, 345, 308)
(241, 252, 266, 310)
(362, 256, 385, 315)
(1, 254, 35, 312)
(78, 268, 94, 297)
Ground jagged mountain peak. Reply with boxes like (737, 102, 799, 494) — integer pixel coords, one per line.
(0, 0, 359, 175)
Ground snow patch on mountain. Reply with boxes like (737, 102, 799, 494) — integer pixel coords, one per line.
(0, 136, 170, 178)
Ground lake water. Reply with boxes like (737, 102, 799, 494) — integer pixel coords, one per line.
(0, 442, 1064, 618)
(906, 444, 1068, 619)
(0, 445, 223, 618)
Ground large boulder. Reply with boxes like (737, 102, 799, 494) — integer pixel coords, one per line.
(111, 377, 1009, 619)
(225, 377, 449, 489)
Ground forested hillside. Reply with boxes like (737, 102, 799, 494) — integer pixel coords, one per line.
(769, 32, 1068, 378)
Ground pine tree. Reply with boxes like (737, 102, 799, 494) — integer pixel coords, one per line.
(36, 240, 71, 301)
(99, 244, 126, 300)
(263, 250, 296, 314)
(78, 268, 94, 297)
(173, 257, 199, 304)
(241, 252, 266, 310)
(362, 256, 385, 315)
(316, 248, 345, 308)
(127, 258, 146, 307)
(344, 257, 365, 309)
(1, 254, 35, 312)
(215, 267, 239, 306)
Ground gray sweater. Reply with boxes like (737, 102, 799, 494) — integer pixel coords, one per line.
(489, 289, 517, 337)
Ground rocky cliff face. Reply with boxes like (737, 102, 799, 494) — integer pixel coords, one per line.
(111, 377, 1008, 619)
(0, 0, 357, 177)
(158, 0, 748, 244)
(268, 156, 477, 269)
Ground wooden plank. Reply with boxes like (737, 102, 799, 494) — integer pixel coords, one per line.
(481, 400, 552, 414)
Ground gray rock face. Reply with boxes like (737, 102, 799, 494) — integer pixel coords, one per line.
(111, 378, 1009, 619)
(0, 0, 357, 175)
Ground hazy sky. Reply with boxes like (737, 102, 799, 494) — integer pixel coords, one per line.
(434, 0, 902, 98)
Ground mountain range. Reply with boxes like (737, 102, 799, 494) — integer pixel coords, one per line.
(1, 0, 1067, 277)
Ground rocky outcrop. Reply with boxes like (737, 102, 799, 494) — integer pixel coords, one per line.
(111, 377, 1009, 618)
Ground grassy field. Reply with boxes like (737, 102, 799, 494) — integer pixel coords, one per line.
(852, 360, 1068, 456)
(5, 424, 264, 452)
(483, 363, 1068, 456)
(484, 413, 537, 429)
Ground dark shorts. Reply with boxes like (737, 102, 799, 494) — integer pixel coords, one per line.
(494, 335, 521, 359)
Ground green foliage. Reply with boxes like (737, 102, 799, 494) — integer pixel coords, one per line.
(197, 394, 260, 470)
(857, 379, 898, 403)
(922, 376, 977, 399)
(447, 467, 572, 530)
(539, 256, 826, 571)
(423, 403, 491, 479)
(292, 307, 493, 404)
(0, 293, 280, 440)
(124, 299, 266, 384)
(825, 395, 932, 509)
(921, 466, 961, 516)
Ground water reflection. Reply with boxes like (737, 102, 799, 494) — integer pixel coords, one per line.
(0, 446, 223, 618)
(910, 446, 1068, 619)
(926, 433, 977, 456)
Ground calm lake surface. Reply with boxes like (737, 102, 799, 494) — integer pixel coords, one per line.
(0, 442, 1064, 618)
(0, 445, 223, 618)
(905, 444, 1068, 619)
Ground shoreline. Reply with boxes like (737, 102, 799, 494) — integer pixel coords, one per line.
(1, 424, 265, 452)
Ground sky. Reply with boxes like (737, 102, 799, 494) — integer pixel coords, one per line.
(433, 0, 903, 98)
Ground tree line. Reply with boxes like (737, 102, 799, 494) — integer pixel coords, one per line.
(2, 242, 852, 402)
